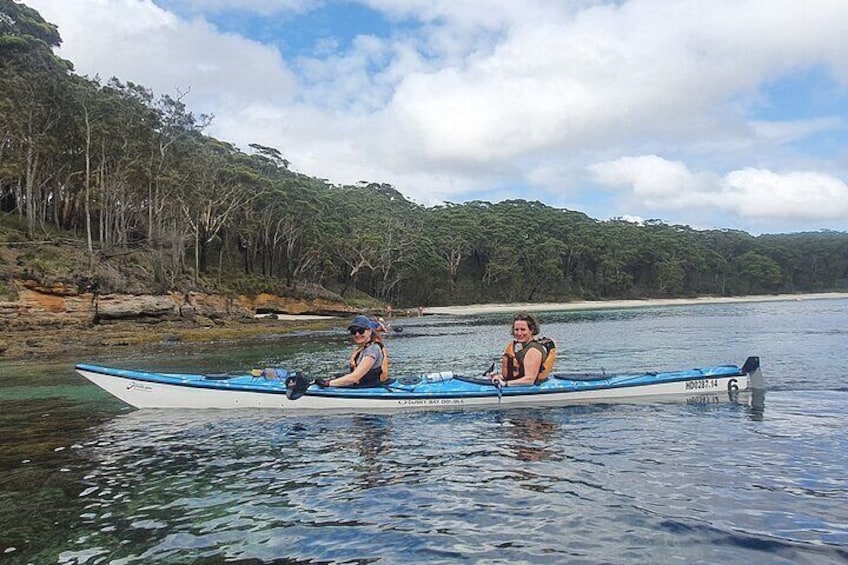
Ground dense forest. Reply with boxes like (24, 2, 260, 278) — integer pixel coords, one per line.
(1, 1, 847, 307)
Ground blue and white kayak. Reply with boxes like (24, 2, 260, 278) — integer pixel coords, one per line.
(75, 357, 763, 412)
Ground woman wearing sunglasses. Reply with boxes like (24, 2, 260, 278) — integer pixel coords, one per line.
(490, 313, 556, 388)
(316, 315, 389, 388)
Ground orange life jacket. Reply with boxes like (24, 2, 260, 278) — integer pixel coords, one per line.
(501, 337, 556, 384)
(348, 340, 389, 385)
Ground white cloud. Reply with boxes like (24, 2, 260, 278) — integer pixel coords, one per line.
(590, 155, 848, 223)
(384, 0, 848, 168)
(589, 155, 715, 202)
(30, 0, 296, 111)
(23, 0, 848, 230)
(720, 169, 848, 221)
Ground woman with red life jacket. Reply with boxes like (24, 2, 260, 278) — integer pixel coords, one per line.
(490, 313, 556, 387)
(316, 315, 389, 388)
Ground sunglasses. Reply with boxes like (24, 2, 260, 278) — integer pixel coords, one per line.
(349, 327, 367, 335)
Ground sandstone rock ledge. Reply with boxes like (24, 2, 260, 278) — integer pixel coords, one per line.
(0, 280, 355, 360)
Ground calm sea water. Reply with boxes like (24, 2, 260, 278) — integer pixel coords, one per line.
(1, 298, 847, 564)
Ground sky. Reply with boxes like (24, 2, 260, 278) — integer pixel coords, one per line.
(23, 0, 848, 234)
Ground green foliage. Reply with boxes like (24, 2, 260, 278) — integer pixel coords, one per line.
(0, 0, 71, 73)
(656, 259, 686, 296)
(1, 0, 62, 47)
(1, 4, 846, 308)
(731, 251, 784, 294)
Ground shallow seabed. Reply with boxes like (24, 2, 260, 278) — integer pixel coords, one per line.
(1, 298, 847, 564)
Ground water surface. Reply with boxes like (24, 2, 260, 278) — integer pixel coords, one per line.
(1, 298, 846, 563)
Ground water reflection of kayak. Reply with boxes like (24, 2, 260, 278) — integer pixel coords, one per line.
(75, 357, 763, 413)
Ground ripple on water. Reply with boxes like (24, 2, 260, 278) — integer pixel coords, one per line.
(6, 300, 848, 563)
(40, 399, 844, 564)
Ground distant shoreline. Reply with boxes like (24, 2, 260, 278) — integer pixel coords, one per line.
(2, 292, 844, 362)
(424, 292, 848, 316)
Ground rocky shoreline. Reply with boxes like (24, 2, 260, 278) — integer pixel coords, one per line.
(0, 280, 354, 361)
(4, 285, 846, 362)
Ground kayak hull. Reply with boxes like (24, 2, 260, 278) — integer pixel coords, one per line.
(75, 357, 763, 412)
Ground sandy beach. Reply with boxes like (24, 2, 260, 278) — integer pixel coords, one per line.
(424, 292, 848, 316)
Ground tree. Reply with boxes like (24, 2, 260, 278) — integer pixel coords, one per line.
(178, 137, 265, 279)
(732, 251, 783, 294)
(0, 0, 73, 237)
(428, 203, 483, 299)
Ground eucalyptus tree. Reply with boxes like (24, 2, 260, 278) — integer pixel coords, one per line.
(631, 220, 705, 296)
(730, 250, 783, 294)
(374, 210, 438, 303)
(248, 143, 290, 171)
(531, 206, 594, 297)
(329, 213, 380, 297)
(274, 182, 333, 287)
(235, 145, 313, 283)
(326, 182, 431, 301)
(697, 229, 755, 294)
(177, 136, 267, 280)
(587, 220, 641, 297)
(76, 79, 160, 249)
(241, 169, 330, 288)
(427, 202, 484, 299)
(0, 0, 73, 237)
(474, 202, 518, 299)
(798, 232, 848, 290)
(147, 90, 210, 250)
(474, 200, 573, 301)
(802, 232, 848, 290)
(753, 231, 848, 292)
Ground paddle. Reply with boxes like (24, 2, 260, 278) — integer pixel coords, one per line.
(484, 362, 505, 401)
(285, 373, 314, 400)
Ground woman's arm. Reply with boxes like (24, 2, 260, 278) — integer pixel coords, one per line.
(492, 348, 542, 386)
(328, 354, 376, 387)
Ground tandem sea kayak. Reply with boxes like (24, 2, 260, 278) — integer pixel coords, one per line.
(75, 356, 764, 413)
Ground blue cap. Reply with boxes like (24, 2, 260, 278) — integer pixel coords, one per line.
(348, 315, 372, 331)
